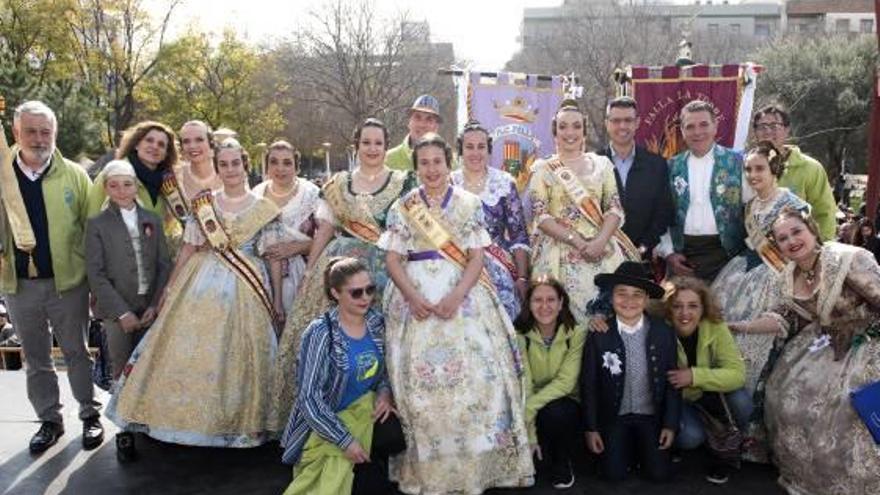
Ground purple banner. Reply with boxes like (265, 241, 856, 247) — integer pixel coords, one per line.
(467, 71, 564, 191)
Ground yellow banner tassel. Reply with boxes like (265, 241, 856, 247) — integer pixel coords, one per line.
(27, 252, 38, 278)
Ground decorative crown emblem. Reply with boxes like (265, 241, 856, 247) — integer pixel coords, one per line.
(494, 97, 538, 123)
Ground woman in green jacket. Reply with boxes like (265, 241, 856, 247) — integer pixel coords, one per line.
(664, 276, 750, 485)
(514, 276, 586, 490)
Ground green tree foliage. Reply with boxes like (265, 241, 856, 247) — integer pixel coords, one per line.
(752, 35, 878, 177)
(138, 30, 286, 150)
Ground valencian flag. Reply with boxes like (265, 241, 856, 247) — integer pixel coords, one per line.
(458, 71, 566, 191)
(618, 64, 760, 159)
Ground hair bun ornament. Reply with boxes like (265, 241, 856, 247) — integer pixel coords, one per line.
(558, 98, 581, 111)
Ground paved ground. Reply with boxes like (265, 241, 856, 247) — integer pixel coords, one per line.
(0, 370, 786, 494)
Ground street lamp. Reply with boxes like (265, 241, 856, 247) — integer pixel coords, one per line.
(322, 142, 332, 178)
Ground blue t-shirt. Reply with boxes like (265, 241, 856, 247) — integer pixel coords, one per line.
(336, 330, 381, 412)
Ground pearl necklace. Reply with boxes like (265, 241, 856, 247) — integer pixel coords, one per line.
(462, 168, 487, 193)
(424, 187, 449, 209)
(268, 178, 298, 198)
(354, 166, 388, 183)
(797, 252, 821, 286)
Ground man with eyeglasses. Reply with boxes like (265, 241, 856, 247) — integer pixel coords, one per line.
(599, 96, 673, 262)
(752, 105, 836, 240)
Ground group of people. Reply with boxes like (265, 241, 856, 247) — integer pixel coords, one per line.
(1, 91, 878, 495)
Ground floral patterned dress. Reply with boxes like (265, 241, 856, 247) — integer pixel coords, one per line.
(253, 179, 320, 314)
(380, 186, 534, 494)
(711, 188, 807, 393)
(451, 167, 529, 320)
(268, 170, 416, 433)
(105, 194, 279, 447)
(754, 243, 880, 494)
(528, 152, 627, 323)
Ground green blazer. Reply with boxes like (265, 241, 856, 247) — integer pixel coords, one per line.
(675, 319, 746, 402)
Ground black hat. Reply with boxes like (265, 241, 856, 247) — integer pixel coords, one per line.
(594, 261, 665, 299)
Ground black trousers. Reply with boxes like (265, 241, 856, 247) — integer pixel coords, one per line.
(536, 397, 581, 470)
(682, 234, 731, 283)
(352, 415, 406, 495)
(600, 414, 671, 482)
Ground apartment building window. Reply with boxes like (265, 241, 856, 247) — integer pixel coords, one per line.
(754, 23, 770, 37)
(861, 19, 874, 33)
(835, 19, 850, 33)
(708, 23, 719, 35)
(730, 24, 740, 35)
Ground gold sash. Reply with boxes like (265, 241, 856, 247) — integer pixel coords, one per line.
(0, 130, 38, 276)
(160, 168, 191, 222)
(547, 159, 641, 261)
(322, 173, 383, 244)
(190, 191, 275, 318)
(754, 238, 785, 273)
(400, 191, 496, 293)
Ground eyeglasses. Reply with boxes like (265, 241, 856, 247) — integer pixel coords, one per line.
(754, 122, 785, 132)
(346, 284, 377, 299)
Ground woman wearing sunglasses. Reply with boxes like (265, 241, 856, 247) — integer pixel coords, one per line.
(280, 257, 404, 495)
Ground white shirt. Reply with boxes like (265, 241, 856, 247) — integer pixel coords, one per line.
(684, 148, 719, 236)
(616, 315, 646, 335)
(120, 206, 149, 295)
(15, 151, 51, 182)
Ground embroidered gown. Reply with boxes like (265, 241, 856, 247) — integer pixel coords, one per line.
(253, 179, 320, 314)
(528, 153, 627, 323)
(756, 243, 880, 494)
(106, 193, 280, 447)
(711, 188, 807, 392)
(379, 186, 533, 494)
(451, 167, 529, 320)
(269, 170, 416, 433)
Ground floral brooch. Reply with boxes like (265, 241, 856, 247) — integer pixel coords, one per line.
(602, 351, 622, 376)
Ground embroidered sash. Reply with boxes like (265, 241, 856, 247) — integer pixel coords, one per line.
(486, 243, 517, 278)
(547, 159, 641, 261)
(0, 131, 38, 276)
(754, 238, 785, 273)
(322, 173, 383, 244)
(190, 191, 275, 317)
(160, 168, 191, 222)
(400, 191, 496, 293)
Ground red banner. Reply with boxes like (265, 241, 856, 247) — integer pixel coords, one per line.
(630, 65, 742, 159)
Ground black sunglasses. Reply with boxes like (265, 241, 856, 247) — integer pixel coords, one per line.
(347, 284, 377, 299)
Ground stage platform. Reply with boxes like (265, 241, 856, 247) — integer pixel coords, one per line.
(0, 370, 784, 494)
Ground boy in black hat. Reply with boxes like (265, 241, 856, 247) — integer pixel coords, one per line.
(581, 261, 680, 481)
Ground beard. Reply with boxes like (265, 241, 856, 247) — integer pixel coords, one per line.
(24, 145, 55, 165)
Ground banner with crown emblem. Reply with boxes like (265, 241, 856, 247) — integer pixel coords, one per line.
(463, 71, 565, 191)
(618, 64, 760, 159)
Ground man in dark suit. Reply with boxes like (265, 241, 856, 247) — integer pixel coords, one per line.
(600, 96, 673, 261)
(581, 262, 681, 482)
(85, 159, 171, 462)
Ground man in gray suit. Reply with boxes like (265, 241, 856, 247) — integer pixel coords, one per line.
(85, 159, 171, 461)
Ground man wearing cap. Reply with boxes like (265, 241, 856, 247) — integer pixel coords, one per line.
(0, 100, 101, 454)
(386, 94, 442, 171)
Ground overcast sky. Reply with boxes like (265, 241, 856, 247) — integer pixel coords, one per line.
(162, 0, 563, 69)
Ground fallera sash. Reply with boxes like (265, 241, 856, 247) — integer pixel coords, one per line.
(160, 168, 191, 222)
(547, 159, 641, 261)
(400, 190, 496, 294)
(0, 129, 38, 276)
(322, 173, 382, 244)
(190, 191, 275, 318)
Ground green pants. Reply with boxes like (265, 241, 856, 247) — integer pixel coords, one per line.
(284, 392, 375, 495)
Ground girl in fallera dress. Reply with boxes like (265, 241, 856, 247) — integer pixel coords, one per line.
(270, 118, 416, 433)
(106, 138, 283, 449)
(451, 120, 530, 320)
(381, 133, 533, 494)
(710, 141, 807, 393)
(254, 140, 320, 314)
(527, 100, 630, 324)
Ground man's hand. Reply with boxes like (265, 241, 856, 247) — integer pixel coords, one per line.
(119, 313, 141, 333)
(658, 428, 675, 450)
(666, 253, 695, 276)
(586, 431, 605, 454)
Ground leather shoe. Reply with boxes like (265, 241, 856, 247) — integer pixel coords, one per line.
(115, 432, 137, 463)
(82, 416, 104, 450)
(29, 421, 64, 454)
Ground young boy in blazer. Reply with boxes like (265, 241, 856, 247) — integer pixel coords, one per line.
(85, 159, 171, 461)
(581, 261, 681, 481)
